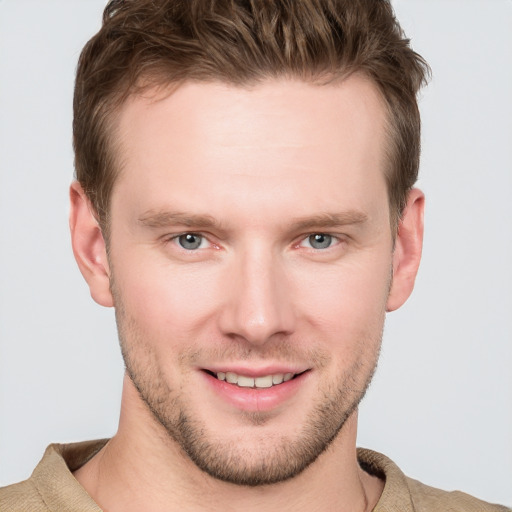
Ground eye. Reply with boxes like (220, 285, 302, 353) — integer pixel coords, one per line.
(176, 233, 207, 250)
(302, 233, 335, 250)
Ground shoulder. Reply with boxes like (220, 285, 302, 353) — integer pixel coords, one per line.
(405, 476, 511, 512)
(0, 440, 107, 512)
(357, 448, 510, 512)
(0, 478, 48, 511)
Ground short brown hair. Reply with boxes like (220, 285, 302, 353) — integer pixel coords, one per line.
(74, 0, 430, 233)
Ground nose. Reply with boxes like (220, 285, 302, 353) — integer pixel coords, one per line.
(218, 245, 296, 345)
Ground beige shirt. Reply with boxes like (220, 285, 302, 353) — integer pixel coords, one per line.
(1, 440, 509, 511)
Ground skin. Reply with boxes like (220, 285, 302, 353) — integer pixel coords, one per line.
(70, 76, 424, 512)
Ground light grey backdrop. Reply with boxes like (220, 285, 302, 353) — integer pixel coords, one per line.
(1, 0, 511, 505)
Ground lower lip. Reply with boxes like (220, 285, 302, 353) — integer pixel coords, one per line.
(202, 371, 310, 412)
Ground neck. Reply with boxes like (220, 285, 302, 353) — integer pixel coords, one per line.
(74, 375, 383, 512)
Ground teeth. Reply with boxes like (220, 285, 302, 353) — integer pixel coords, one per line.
(225, 372, 237, 384)
(215, 371, 296, 388)
(272, 374, 284, 385)
(237, 376, 255, 388)
(254, 375, 273, 388)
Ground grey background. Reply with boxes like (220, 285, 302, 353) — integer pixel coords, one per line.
(1, 0, 511, 505)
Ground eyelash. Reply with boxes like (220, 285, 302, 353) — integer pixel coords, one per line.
(166, 233, 213, 251)
(297, 233, 341, 251)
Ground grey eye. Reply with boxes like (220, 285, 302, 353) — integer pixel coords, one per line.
(178, 233, 203, 250)
(308, 234, 332, 249)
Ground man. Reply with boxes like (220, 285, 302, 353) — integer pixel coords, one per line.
(0, 0, 509, 510)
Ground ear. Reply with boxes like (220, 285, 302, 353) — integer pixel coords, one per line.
(386, 188, 425, 312)
(69, 181, 114, 307)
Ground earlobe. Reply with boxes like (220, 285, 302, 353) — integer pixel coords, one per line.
(386, 188, 425, 312)
(69, 181, 114, 307)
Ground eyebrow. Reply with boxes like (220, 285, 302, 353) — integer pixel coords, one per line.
(138, 210, 223, 230)
(138, 209, 368, 232)
(289, 211, 369, 232)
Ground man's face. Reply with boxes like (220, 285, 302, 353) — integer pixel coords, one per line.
(108, 77, 394, 485)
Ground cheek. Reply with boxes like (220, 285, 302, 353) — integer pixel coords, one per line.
(112, 254, 222, 339)
(296, 256, 391, 338)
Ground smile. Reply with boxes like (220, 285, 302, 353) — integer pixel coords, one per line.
(208, 371, 299, 388)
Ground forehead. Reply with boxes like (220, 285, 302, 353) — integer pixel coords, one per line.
(112, 76, 389, 225)
(117, 76, 386, 156)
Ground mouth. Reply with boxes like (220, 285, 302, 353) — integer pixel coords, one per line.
(203, 370, 307, 389)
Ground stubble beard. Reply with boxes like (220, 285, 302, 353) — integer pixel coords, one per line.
(114, 299, 382, 487)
